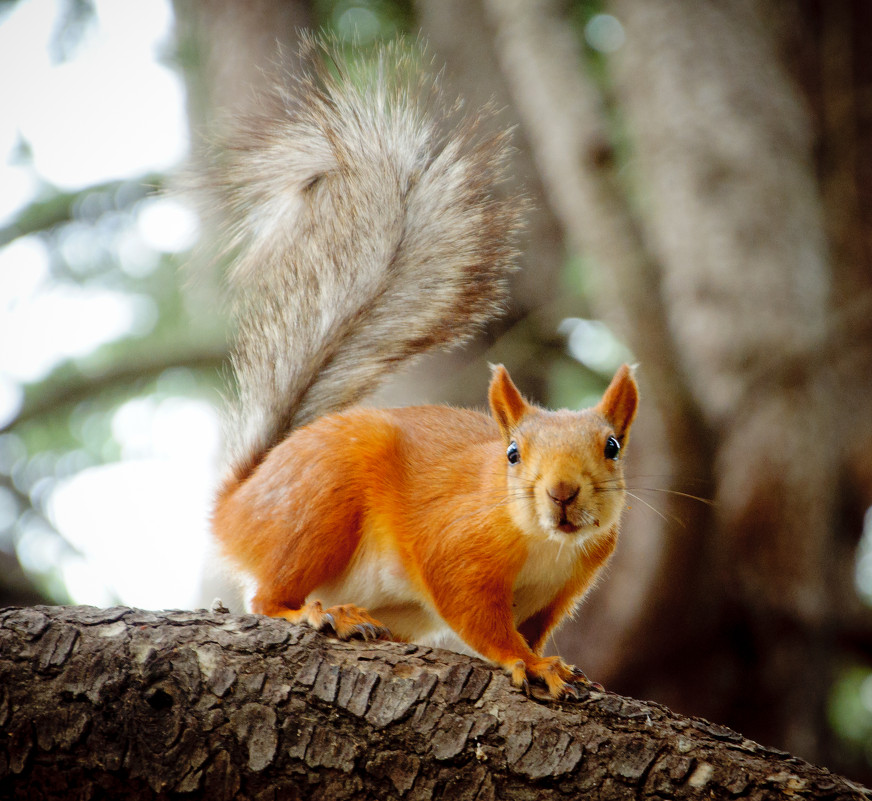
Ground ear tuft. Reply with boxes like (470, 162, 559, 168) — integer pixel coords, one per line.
(597, 364, 639, 443)
(488, 365, 531, 441)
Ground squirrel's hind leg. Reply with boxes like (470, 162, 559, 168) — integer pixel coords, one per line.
(254, 596, 392, 642)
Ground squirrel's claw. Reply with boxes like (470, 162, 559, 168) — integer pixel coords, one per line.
(560, 682, 582, 700)
(568, 665, 604, 691)
(354, 622, 391, 641)
(356, 623, 377, 640)
(319, 612, 336, 632)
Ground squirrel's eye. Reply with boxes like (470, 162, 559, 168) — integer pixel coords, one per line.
(507, 441, 521, 465)
(604, 436, 621, 461)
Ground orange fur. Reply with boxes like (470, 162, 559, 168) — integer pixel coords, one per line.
(214, 364, 639, 698)
(207, 42, 638, 698)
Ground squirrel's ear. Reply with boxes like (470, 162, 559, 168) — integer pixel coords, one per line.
(597, 364, 639, 443)
(488, 364, 532, 441)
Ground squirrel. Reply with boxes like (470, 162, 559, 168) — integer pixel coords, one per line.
(209, 38, 639, 699)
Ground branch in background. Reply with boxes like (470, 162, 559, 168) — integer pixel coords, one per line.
(0, 173, 164, 249)
(2, 343, 227, 434)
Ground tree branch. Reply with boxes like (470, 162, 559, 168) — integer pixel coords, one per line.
(1, 343, 226, 434)
(0, 174, 164, 249)
(0, 605, 866, 799)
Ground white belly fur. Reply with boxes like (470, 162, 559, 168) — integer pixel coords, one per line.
(308, 530, 584, 654)
(309, 535, 447, 643)
(512, 534, 584, 625)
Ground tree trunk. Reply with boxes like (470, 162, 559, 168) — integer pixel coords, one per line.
(481, 0, 872, 779)
(602, 0, 839, 759)
(0, 605, 868, 800)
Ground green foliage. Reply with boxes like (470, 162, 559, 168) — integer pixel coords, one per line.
(313, 0, 414, 42)
(1, 163, 225, 603)
(829, 665, 872, 765)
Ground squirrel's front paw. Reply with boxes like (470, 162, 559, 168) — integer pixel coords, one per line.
(508, 656, 601, 699)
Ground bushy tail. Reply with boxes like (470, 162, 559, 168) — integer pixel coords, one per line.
(212, 37, 524, 481)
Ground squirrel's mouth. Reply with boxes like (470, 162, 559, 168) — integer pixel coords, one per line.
(556, 513, 600, 535)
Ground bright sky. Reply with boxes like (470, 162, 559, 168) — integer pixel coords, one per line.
(0, 0, 218, 610)
(0, 0, 186, 198)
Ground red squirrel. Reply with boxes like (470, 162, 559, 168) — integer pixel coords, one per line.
(209, 38, 639, 699)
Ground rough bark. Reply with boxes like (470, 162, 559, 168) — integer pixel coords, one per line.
(0, 605, 868, 801)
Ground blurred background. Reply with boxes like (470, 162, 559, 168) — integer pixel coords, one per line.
(2, 0, 872, 783)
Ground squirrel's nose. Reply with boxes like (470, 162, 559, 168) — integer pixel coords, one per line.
(547, 481, 579, 507)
